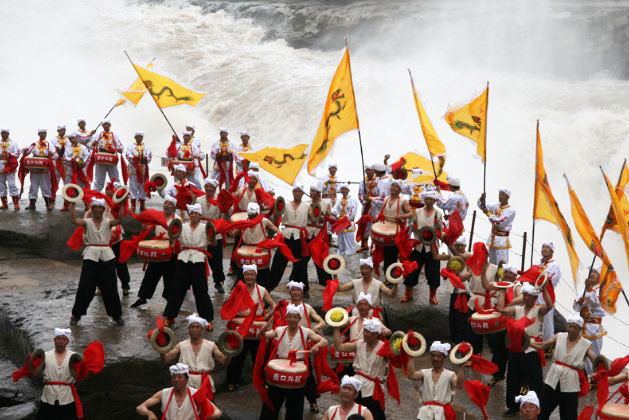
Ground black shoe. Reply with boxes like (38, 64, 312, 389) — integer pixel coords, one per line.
(503, 408, 519, 417)
(70, 316, 80, 325)
(123, 288, 130, 296)
(114, 317, 125, 326)
(303, 290, 310, 299)
(130, 298, 147, 308)
(216, 283, 225, 294)
(309, 403, 319, 413)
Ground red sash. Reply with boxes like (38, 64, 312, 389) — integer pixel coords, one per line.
(554, 360, 589, 397)
(44, 381, 83, 419)
(182, 246, 212, 278)
(284, 224, 310, 257)
(423, 401, 456, 420)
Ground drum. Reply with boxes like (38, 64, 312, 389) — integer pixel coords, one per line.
(264, 359, 309, 389)
(236, 245, 271, 269)
(329, 345, 355, 362)
(94, 152, 118, 166)
(171, 160, 194, 173)
(371, 221, 398, 246)
(24, 157, 49, 170)
(601, 404, 629, 419)
(230, 212, 248, 223)
(137, 240, 172, 262)
(469, 310, 506, 334)
(409, 199, 424, 209)
(226, 317, 267, 340)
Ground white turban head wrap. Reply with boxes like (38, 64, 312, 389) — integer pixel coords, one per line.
(286, 304, 302, 317)
(219, 127, 228, 133)
(186, 313, 208, 328)
(164, 196, 177, 205)
(447, 177, 461, 187)
(429, 341, 452, 356)
(372, 163, 386, 172)
(182, 131, 191, 138)
(592, 265, 602, 274)
(134, 130, 144, 137)
(240, 129, 249, 136)
(186, 203, 202, 214)
(310, 182, 323, 193)
(389, 179, 403, 189)
(503, 265, 518, 275)
(359, 257, 373, 268)
(242, 264, 257, 273)
(247, 202, 261, 215)
(421, 190, 441, 201)
(522, 283, 539, 296)
(499, 188, 512, 197)
(101, 119, 111, 125)
(287, 281, 304, 290)
(363, 318, 382, 334)
(57, 125, 66, 130)
(0, 128, 9, 134)
(91, 198, 106, 208)
(455, 236, 467, 246)
(542, 242, 555, 252)
(340, 375, 362, 392)
(292, 183, 304, 192)
(515, 391, 540, 408)
(173, 164, 187, 172)
(37, 128, 47, 134)
(54, 328, 72, 342)
(566, 313, 584, 328)
(204, 178, 218, 187)
(356, 292, 372, 306)
(328, 162, 338, 169)
(185, 124, 195, 130)
(339, 183, 350, 191)
(169, 363, 189, 376)
(77, 118, 86, 124)
(247, 170, 259, 180)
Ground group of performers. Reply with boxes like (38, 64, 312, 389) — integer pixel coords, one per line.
(8, 121, 627, 420)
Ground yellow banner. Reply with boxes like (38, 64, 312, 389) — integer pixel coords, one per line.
(533, 123, 580, 284)
(401, 152, 447, 184)
(444, 85, 488, 162)
(601, 160, 629, 237)
(239, 144, 308, 185)
(565, 176, 605, 258)
(601, 167, 629, 267)
(132, 64, 205, 108)
(307, 48, 358, 174)
(409, 71, 446, 157)
(599, 262, 623, 314)
(118, 62, 155, 106)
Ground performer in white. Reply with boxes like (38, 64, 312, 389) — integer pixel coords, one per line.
(515, 391, 541, 420)
(477, 188, 516, 265)
(337, 257, 397, 316)
(0, 128, 20, 210)
(52, 125, 70, 188)
(136, 363, 222, 420)
(25, 128, 58, 211)
(332, 183, 358, 256)
(90, 120, 123, 192)
(573, 267, 606, 376)
(321, 162, 339, 207)
(234, 129, 254, 174)
(407, 341, 465, 420)
(74, 118, 95, 148)
(436, 176, 469, 221)
(173, 131, 204, 189)
(322, 375, 374, 420)
(125, 131, 152, 212)
(210, 127, 235, 189)
(537, 242, 562, 342)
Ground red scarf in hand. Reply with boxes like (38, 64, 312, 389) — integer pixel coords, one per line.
(192, 374, 216, 418)
(322, 277, 339, 311)
(442, 209, 463, 245)
(466, 242, 489, 276)
(256, 235, 297, 262)
(464, 380, 490, 419)
(307, 221, 329, 269)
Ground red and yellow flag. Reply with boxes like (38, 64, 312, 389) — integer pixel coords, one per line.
(307, 48, 358, 175)
(600, 160, 629, 238)
(444, 84, 488, 162)
(601, 166, 629, 267)
(239, 144, 308, 185)
(533, 122, 580, 283)
(409, 71, 446, 165)
(131, 64, 205, 108)
(401, 152, 448, 184)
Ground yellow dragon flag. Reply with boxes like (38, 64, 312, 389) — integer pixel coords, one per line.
(131, 64, 205, 108)
(409, 71, 446, 161)
(601, 159, 629, 237)
(601, 167, 629, 267)
(444, 84, 488, 162)
(117, 62, 155, 106)
(239, 144, 308, 185)
(533, 123, 580, 283)
(401, 152, 448, 184)
(307, 48, 358, 175)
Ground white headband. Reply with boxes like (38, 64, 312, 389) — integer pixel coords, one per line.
(186, 203, 202, 214)
(169, 363, 189, 376)
(542, 242, 555, 252)
(447, 177, 461, 187)
(186, 125, 195, 130)
(363, 318, 382, 333)
(102, 119, 111, 124)
(310, 182, 323, 193)
(240, 129, 249, 136)
(292, 183, 304, 192)
(249, 162, 260, 170)
(503, 265, 518, 274)
(340, 375, 362, 392)
(286, 304, 302, 317)
(247, 202, 260, 214)
(186, 313, 208, 328)
(430, 341, 452, 356)
(566, 313, 584, 328)
(38, 128, 47, 133)
(173, 164, 187, 172)
(204, 178, 218, 187)
(134, 131, 144, 137)
(389, 179, 403, 189)
(328, 162, 338, 169)
(164, 196, 177, 205)
(522, 283, 539, 296)
(372, 163, 386, 172)
(455, 236, 467, 245)
(356, 292, 372, 305)
(287, 281, 304, 290)
(247, 170, 258, 179)
(57, 125, 66, 130)
(499, 188, 512, 197)
(91, 198, 106, 207)
(359, 257, 373, 268)
(421, 190, 440, 201)
(54, 328, 72, 342)
(219, 127, 228, 133)
(243, 264, 257, 273)
(77, 119, 85, 123)
(182, 131, 191, 138)
(339, 183, 350, 190)
(515, 391, 540, 408)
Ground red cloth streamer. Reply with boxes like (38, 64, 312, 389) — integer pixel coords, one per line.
(167, 136, 178, 158)
(119, 227, 154, 263)
(82, 188, 113, 209)
(271, 300, 288, 327)
(12, 353, 43, 382)
(466, 243, 489, 276)
(3, 155, 18, 174)
(313, 345, 340, 394)
(174, 182, 205, 210)
(402, 260, 418, 277)
(375, 340, 401, 407)
(440, 268, 466, 290)
(322, 277, 339, 311)
(423, 401, 456, 420)
(307, 221, 329, 269)
(74, 340, 105, 382)
(505, 316, 535, 353)
(70, 160, 89, 186)
(355, 213, 373, 242)
(119, 153, 128, 185)
(130, 209, 169, 230)
(469, 354, 498, 375)
(217, 189, 235, 213)
(371, 244, 384, 276)
(554, 360, 589, 397)
(230, 171, 249, 192)
(578, 406, 594, 420)
(517, 265, 543, 285)
(394, 225, 418, 262)
(253, 337, 274, 411)
(255, 188, 275, 209)
(595, 364, 609, 419)
(220, 281, 255, 321)
(331, 216, 351, 234)
(255, 235, 297, 263)
(464, 380, 490, 419)
(442, 209, 463, 245)
(192, 374, 216, 419)
(67, 227, 85, 251)
(453, 294, 469, 314)
(47, 157, 59, 200)
(55, 157, 66, 181)
(433, 179, 452, 191)
(214, 214, 265, 235)
(609, 355, 629, 376)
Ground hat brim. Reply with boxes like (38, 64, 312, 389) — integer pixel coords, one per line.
(325, 307, 349, 328)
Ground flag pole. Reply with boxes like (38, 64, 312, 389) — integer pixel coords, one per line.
(408, 69, 438, 180)
(482, 81, 489, 195)
(123, 51, 180, 140)
(344, 38, 367, 193)
(530, 120, 539, 266)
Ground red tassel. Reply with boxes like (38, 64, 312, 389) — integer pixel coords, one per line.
(466, 243, 489, 276)
(322, 278, 339, 311)
(12, 354, 43, 382)
(192, 374, 216, 418)
(220, 282, 255, 321)
(48, 158, 58, 200)
(130, 209, 169, 230)
(386, 360, 400, 405)
(441, 209, 463, 245)
(82, 188, 113, 209)
(464, 380, 490, 419)
(67, 227, 85, 251)
(441, 268, 466, 289)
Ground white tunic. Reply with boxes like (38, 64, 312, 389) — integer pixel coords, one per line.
(332, 196, 358, 231)
(178, 223, 208, 263)
(417, 368, 455, 420)
(73, 129, 93, 148)
(199, 196, 223, 240)
(275, 325, 311, 360)
(352, 340, 387, 398)
(478, 201, 516, 250)
(296, 302, 314, 328)
(538, 258, 561, 304)
(179, 339, 216, 391)
(124, 142, 153, 171)
(241, 218, 268, 245)
(41, 349, 77, 405)
(160, 387, 198, 420)
(382, 196, 405, 222)
(326, 403, 365, 420)
(29, 140, 57, 159)
(155, 213, 181, 238)
(82, 218, 115, 262)
(0, 139, 20, 172)
(348, 315, 365, 341)
(239, 284, 267, 317)
(90, 131, 123, 153)
(234, 186, 258, 212)
(175, 142, 204, 166)
(63, 144, 90, 166)
(352, 278, 383, 308)
(307, 200, 331, 238)
(282, 201, 309, 240)
(545, 333, 590, 393)
(467, 264, 498, 310)
(515, 305, 543, 353)
(573, 290, 606, 340)
(414, 207, 444, 252)
(437, 190, 469, 220)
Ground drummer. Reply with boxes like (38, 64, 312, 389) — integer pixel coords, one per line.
(171, 131, 204, 189)
(232, 170, 262, 213)
(357, 164, 379, 252)
(530, 314, 597, 420)
(259, 304, 327, 420)
(336, 257, 397, 318)
(200, 178, 226, 294)
(101, 182, 131, 296)
(74, 118, 95, 148)
(225, 264, 275, 392)
(210, 127, 235, 190)
(406, 341, 465, 420)
(23, 128, 58, 211)
(63, 133, 90, 189)
(402, 190, 444, 304)
(538, 242, 562, 343)
(90, 120, 124, 193)
(159, 164, 203, 218)
(498, 283, 553, 417)
(322, 375, 374, 420)
(332, 183, 358, 256)
(516, 391, 541, 420)
(376, 179, 413, 276)
(306, 182, 335, 287)
(131, 196, 180, 308)
(436, 176, 469, 221)
(477, 188, 516, 265)
(125, 131, 152, 213)
(159, 314, 228, 395)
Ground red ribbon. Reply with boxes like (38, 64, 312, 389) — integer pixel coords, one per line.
(463, 380, 490, 419)
(466, 243, 488, 276)
(307, 221, 329, 267)
(255, 235, 297, 263)
(554, 360, 590, 397)
(424, 401, 456, 420)
(322, 277, 339, 312)
(44, 381, 84, 418)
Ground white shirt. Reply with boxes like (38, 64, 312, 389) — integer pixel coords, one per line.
(160, 387, 198, 420)
(41, 349, 77, 405)
(416, 368, 455, 420)
(241, 218, 269, 245)
(545, 333, 591, 393)
(155, 213, 180, 238)
(179, 339, 216, 390)
(82, 218, 115, 262)
(275, 325, 311, 360)
(0, 138, 20, 172)
(175, 142, 204, 165)
(125, 142, 153, 166)
(332, 196, 358, 230)
(28, 140, 58, 159)
(468, 264, 498, 310)
(74, 129, 93, 148)
(178, 223, 208, 263)
(281, 201, 309, 240)
(63, 144, 90, 166)
(537, 258, 561, 304)
(437, 190, 469, 220)
(90, 130, 123, 153)
(414, 206, 444, 252)
(326, 403, 365, 419)
(515, 305, 543, 353)
(352, 278, 384, 308)
(234, 186, 258, 212)
(52, 135, 70, 155)
(352, 339, 387, 398)
(200, 196, 223, 240)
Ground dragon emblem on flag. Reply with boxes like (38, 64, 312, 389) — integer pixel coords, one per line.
(453, 115, 482, 135)
(143, 80, 192, 103)
(316, 88, 347, 155)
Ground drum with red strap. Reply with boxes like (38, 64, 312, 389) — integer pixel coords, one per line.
(137, 240, 172, 262)
(264, 359, 309, 389)
(370, 221, 398, 246)
(235, 245, 271, 269)
(93, 152, 118, 166)
(469, 310, 506, 335)
(330, 344, 355, 362)
(24, 157, 49, 170)
(226, 317, 267, 340)
(171, 159, 194, 173)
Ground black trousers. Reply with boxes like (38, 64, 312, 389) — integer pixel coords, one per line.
(305, 237, 332, 286)
(448, 292, 472, 344)
(506, 351, 543, 410)
(404, 248, 441, 288)
(163, 261, 214, 322)
(269, 237, 308, 291)
(356, 394, 385, 420)
(470, 327, 508, 379)
(304, 361, 319, 404)
(72, 259, 122, 319)
(137, 256, 177, 301)
(259, 384, 305, 420)
(111, 241, 130, 290)
(37, 401, 77, 420)
(207, 239, 225, 286)
(383, 245, 399, 276)
(226, 339, 259, 386)
(539, 383, 578, 420)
